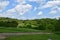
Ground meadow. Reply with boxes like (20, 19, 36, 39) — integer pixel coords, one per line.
(0, 27, 40, 33)
(5, 34, 60, 40)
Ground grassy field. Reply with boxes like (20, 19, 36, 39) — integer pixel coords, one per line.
(0, 27, 51, 33)
(0, 27, 41, 33)
(5, 34, 60, 40)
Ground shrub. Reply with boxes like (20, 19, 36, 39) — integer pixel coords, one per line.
(0, 21, 18, 27)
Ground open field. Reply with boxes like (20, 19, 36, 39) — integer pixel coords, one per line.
(0, 27, 40, 33)
(5, 34, 60, 40)
(0, 27, 52, 33)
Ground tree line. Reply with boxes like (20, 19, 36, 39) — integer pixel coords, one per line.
(0, 17, 60, 33)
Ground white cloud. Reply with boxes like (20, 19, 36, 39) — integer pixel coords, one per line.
(0, 9, 18, 18)
(15, 4, 32, 15)
(0, 0, 59, 19)
(33, 7, 37, 11)
(41, 1, 60, 9)
(7, 8, 16, 13)
(38, 11, 43, 15)
(3, 4, 32, 16)
(15, 0, 26, 4)
(29, 0, 45, 2)
(40, 0, 60, 15)
(57, 7, 60, 12)
(49, 10, 57, 14)
(0, 0, 32, 19)
(49, 6, 60, 14)
(0, 1, 9, 12)
(29, 0, 46, 5)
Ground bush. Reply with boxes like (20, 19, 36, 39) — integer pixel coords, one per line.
(0, 21, 18, 27)
(25, 23, 32, 28)
(46, 24, 55, 32)
(17, 23, 25, 28)
(36, 24, 46, 30)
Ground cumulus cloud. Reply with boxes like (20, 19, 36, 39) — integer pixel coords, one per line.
(40, 0, 60, 15)
(0, 1, 9, 12)
(0, 7, 18, 18)
(4, 4, 32, 16)
(0, 0, 32, 19)
(49, 6, 60, 15)
(41, 1, 60, 9)
(38, 11, 43, 15)
(0, 13, 11, 17)
(15, 4, 32, 15)
(29, 0, 46, 5)
(0, 0, 60, 19)
(29, 0, 46, 2)
(15, 0, 26, 4)
(50, 10, 57, 14)
(49, 6, 60, 14)
(0, 9, 15, 17)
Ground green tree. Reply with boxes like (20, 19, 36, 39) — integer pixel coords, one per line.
(55, 18, 60, 32)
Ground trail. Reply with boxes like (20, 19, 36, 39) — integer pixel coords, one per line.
(0, 32, 53, 40)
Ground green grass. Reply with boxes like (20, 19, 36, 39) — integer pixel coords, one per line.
(0, 27, 54, 33)
(5, 34, 60, 40)
(0, 27, 41, 33)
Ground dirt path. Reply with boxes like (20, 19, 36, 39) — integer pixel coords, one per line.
(0, 32, 53, 39)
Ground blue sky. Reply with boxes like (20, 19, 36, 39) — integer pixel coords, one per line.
(0, 0, 60, 20)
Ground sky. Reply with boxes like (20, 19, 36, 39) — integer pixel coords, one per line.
(0, 0, 60, 20)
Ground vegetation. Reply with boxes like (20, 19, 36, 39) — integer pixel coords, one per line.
(0, 17, 60, 40)
(0, 17, 60, 33)
(5, 34, 60, 40)
(0, 27, 40, 33)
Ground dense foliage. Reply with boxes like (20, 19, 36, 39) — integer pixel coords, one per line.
(0, 17, 60, 32)
(0, 17, 18, 27)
